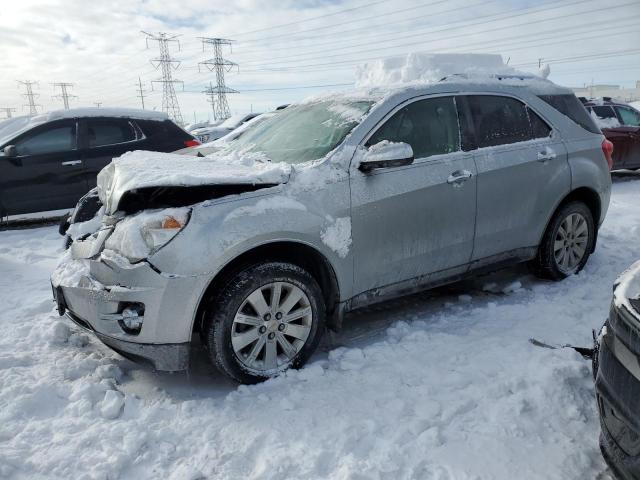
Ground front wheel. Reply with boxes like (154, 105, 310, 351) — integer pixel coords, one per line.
(204, 262, 325, 384)
(530, 201, 595, 280)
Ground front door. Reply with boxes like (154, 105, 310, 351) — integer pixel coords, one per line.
(0, 118, 86, 216)
(351, 96, 477, 297)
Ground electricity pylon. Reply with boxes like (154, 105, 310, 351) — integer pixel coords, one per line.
(142, 31, 184, 124)
(0, 107, 16, 118)
(198, 37, 238, 120)
(18, 80, 41, 115)
(52, 82, 77, 110)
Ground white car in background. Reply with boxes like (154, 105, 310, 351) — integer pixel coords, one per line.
(191, 113, 261, 143)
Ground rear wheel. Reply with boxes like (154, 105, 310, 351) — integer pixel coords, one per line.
(204, 262, 325, 384)
(530, 201, 595, 280)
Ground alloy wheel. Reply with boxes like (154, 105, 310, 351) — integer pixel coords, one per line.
(231, 281, 313, 373)
(553, 212, 589, 274)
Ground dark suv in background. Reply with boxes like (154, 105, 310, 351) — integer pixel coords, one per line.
(582, 98, 640, 170)
(0, 108, 199, 217)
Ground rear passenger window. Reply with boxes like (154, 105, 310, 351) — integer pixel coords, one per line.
(591, 106, 617, 120)
(367, 97, 460, 158)
(466, 96, 532, 148)
(87, 120, 136, 148)
(537, 94, 600, 134)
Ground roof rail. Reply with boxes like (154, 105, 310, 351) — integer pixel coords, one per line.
(439, 72, 540, 82)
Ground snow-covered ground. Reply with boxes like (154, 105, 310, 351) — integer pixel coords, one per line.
(2, 175, 639, 479)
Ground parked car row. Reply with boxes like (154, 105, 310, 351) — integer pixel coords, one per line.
(582, 97, 640, 170)
(0, 108, 199, 217)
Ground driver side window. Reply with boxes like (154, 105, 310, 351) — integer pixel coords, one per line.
(15, 123, 76, 156)
(367, 97, 460, 159)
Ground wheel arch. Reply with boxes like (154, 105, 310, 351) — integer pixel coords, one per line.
(540, 186, 601, 253)
(192, 241, 342, 339)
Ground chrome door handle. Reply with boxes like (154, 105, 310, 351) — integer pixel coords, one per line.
(447, 169, 473, 185)
(61, 160, 82, 166)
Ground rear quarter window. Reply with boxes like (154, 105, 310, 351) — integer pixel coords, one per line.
(537, 94, 600, 134)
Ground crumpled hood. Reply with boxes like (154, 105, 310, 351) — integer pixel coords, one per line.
(97, 150, 291, 214)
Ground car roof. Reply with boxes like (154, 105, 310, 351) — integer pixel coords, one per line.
(36, 107, 169, 122)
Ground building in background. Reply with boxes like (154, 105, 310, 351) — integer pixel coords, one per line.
(572, 81, 640, 102)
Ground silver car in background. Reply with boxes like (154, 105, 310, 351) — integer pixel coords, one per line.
(52, 76, 612, 383)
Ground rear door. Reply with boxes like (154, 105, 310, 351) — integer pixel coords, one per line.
(458, 94, 570, 262)
(80, 117, 141, 189)
(0, 118, 85, 215)
(351, 95, 477, 295)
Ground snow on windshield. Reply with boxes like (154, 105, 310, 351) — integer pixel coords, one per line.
(228, 100, 373, 164)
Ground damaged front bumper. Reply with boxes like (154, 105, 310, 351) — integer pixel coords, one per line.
(51, 248, 206, 372)
(594, 304, 640, 480)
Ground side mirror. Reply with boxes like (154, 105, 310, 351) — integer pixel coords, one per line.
(359, 141, 414, 172)
(3, 145, 16, 157)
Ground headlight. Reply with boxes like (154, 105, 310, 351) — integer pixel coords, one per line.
(104, 208, 191, 262)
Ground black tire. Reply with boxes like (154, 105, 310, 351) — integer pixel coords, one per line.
(530, 201, 595, 280)
(204, 261, 325, 384)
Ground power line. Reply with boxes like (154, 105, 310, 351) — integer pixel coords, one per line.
(17, 80, 41, 115)
(198, 37, 238, 120)
(230, 0, 389, 38)
(142, 31, 184, 125)
(52, 82, 77, 110)
(241, 0, 625, 69)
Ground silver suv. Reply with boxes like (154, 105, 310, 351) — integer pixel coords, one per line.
(52, 76, 612, 383)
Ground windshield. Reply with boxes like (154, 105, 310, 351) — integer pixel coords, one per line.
(219, 114, 251, 129)
(0, 116, 34, 146)
(227, 100, 373, 164)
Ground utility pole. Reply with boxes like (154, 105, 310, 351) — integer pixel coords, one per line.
(198, 37, 238, 121)
(136, 77, 147, 110)
(94, 102, 102, 108)
(142, 31, 183, 124)
(52, 82, 77, 110)
(18, 80, 41, 115)
(0, 107, 16, 118)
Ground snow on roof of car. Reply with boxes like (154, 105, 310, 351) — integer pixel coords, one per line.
(38, 107, 169, 122)
(352, 52, 566, 94)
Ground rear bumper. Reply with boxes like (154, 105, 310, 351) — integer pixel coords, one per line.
(595, 313, 640, 479)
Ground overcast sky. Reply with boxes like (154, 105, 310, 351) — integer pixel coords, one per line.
(0, 0, 639, 123)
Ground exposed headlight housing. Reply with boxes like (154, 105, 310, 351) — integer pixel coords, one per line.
(104, 208, 191, 262)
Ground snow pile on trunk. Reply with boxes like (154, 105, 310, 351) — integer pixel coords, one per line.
(97, 149, 292, 214)
(613, 259, 640, 316)
(355, 53, 514, 88)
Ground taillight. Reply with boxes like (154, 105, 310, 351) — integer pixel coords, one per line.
(601, 139, 614, 170)
(184, 139, 200, 147)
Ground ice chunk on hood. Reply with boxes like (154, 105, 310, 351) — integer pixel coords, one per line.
(355, 53, 516, 88)
(97, 149, 291, 214)
(614, 260, 640, 320)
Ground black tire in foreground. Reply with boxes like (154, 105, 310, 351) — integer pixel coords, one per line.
(531, 201, 595, 280)
(204, 262, 326, 384)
